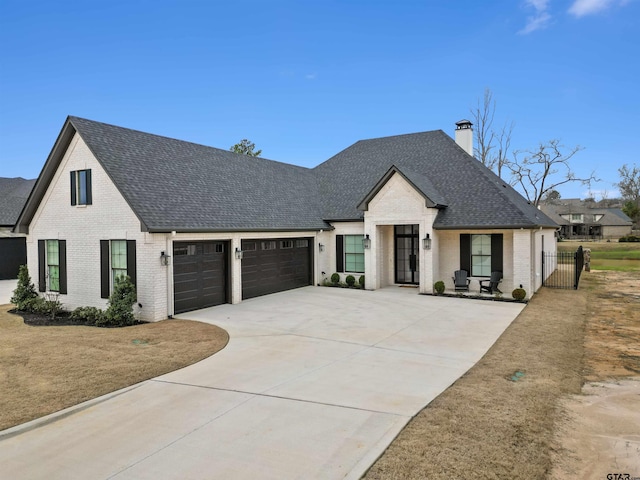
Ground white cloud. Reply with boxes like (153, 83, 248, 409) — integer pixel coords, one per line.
(305, 73, 317, 80)
(568, 0, 618, 16)
(519, 0, 552, 34)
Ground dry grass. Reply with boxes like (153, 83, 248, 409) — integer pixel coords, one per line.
(0, 305, 228, 431)
(364, 286, 587, 479)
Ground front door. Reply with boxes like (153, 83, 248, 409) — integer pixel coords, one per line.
(395, 225, 419, 284)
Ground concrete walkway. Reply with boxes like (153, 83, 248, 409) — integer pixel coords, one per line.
(0, 286, 525, 479)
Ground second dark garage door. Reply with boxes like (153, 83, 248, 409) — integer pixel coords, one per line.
(173, 241, 229, 314)
(241, 238, 312, 300)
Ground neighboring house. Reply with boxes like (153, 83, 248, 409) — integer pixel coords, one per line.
(540, 199, 632, 240)
(0, 177, 36, 279)
(15, 117, 558, 321)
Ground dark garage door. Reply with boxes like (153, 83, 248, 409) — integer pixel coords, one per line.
(241, 238, 312, 300)
(0, 237, 27, 280)
(173, 241, 229, 314)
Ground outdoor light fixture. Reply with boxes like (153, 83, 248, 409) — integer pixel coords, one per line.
(319, 242, 325, 252)
(363, 234, 371, 249)
(423, 233, 432, 250)
(160, 251, 171, 266)
(235, 247, 243, 260)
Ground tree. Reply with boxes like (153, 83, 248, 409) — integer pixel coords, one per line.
(542, 189, 561, 203)
(230, 139, 262, 157)
(617, 163, 640, 225)
(507, 139, 596, 207)
(471, 88, 513, 178)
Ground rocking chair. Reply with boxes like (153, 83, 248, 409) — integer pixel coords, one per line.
(479, 271, 503, 294)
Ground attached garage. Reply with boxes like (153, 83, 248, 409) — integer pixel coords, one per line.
(173, 241, 229, 314)
(241, 237, 313, 300)
(0, 237, 27, 280)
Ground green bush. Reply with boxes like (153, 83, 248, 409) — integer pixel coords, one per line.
(21, 296, 47, 314)
(70, 306, 105, 325)
(330, 273, 340, 284)
(101, 276, 137, 327)
(358, 275, 365, 288)
(42, 294, 63, 320)
(619, 235, 640, 242)
(434, 281, 445, 295)
(345, 275, 356, 286)
(512, 288, 526, 301)
(11, 265, 38, 311)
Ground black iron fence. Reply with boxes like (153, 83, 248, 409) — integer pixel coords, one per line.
(542, 246, 585, 290)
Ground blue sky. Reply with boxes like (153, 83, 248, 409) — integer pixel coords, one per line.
(1, 0, 638, 200)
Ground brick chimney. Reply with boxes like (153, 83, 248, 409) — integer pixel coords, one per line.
(455, 119, 473, 156)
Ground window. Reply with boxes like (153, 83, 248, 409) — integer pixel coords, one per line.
(261, 241, 277, 250)
(280, 240, 293, 249)
(70, 169, 92, 206)
(111, 240, 128, 286)
(100, 240, 136, 298)
(471, 234, 491, 277)
(344, 235, 365, 273)
(46, 240, 60, 291)
(571, 213, 583, 222)
(38, 240, 67, 294)
(459, 234, 503, 277)
(295, 239, 309, 248)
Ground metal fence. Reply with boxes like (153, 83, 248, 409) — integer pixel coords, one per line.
(542, 246, 584, 290)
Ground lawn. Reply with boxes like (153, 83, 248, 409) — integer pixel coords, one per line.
(557, 240, 640, 271)
(0, 306, 228, 431)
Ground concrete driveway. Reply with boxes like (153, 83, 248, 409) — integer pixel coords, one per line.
(0, 279, 17, 305)
(0, 286, 524, 479)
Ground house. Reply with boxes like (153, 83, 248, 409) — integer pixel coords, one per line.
(14, 117, 558, 321)
(0, 177, 36, 279)
(540, 199, 632, 240)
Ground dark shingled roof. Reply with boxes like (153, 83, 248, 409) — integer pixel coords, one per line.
(0, 177, 36, 226)
(17, 117, 558, 233)
(314, 131, 556, 229)
(69, 117, 328, 232)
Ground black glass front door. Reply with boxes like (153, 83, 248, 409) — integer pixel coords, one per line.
(395, 225, 419, 284)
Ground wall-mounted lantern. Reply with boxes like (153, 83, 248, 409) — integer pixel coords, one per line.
(422, 233, 432, 250)
(363, 234, 371, 249)
(235, 247, 243, 260)
(319, 242, 325, 252)
(160, 251, 171, 266)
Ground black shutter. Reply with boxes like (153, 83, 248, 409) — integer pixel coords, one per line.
(100, 240, 110, 299)
(491, 234, 503, 273)
(459, 234, 471, 275)
(38, 240, 46, 292)
(70, 171, 76, 206)
(127, 240, 136, 288)
(336, 235, 344, 273)
(59, 240, 67, 294)
(86, 169, 92, 205)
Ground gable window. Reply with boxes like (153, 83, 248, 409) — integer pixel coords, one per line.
(571, 213, 583, 222)
(70, 169, 92, 206)
(459, 234, 503, 277)
(100, 240, 136, 298)
(335, 235, 365, 273)
(37, 240, 67, 294)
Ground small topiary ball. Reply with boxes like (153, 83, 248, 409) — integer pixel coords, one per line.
(345, 275, 356, 286)
(330, 273, 340, 284)
(434, 281, 445, 295)
(512, 288, 526, 301)
(358, 275, 365, 287)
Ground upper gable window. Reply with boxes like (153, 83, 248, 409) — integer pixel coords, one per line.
(71, 169, 92, 206)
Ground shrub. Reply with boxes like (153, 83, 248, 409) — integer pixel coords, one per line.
(21, 296, 47, 314)
(512, 288, 526, 301)
(345, 275, 356, 286)
(11, 265, 38, 311)
(434, 281, 445, 295)
(359, 275, 365, 288)
(619, 235, 640, 242)
(70, 306, 105, 325)
(330, 273, 340, 284)
(43, 293, 63, 320)
(102, 276, 137, 327)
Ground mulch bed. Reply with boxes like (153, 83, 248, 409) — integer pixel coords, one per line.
(10, 309, 145, 328)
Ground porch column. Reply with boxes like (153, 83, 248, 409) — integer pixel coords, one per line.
(512, 229, 533, 299)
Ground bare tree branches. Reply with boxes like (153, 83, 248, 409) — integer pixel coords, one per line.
(507, 140, 596, 207)
(471, 88, 513, 178)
